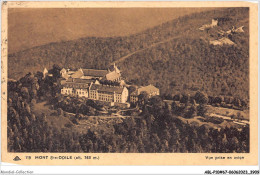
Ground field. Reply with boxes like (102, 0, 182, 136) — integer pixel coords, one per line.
(32, 101, 75, 131)
(178, 105, 249, 130)
(207, 105, 249, 120)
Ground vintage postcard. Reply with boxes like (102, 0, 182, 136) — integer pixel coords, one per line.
(1, 1, 258, 166)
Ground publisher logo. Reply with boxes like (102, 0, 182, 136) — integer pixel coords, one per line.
(13, 156, 21, 161)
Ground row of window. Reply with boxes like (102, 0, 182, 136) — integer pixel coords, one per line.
(115, 95, 122, 102)
(130, 96, 138, 102)
(89, 91, 122, 102)
(76, 91, 86, 95)
(115, 99, 122, 103)
(89, 95, 97, 99)
(62, 89, 72, 94)
(99, 91, 113, 95)
(99, 96, 113, 102)
(63, 89, 125, 102)
(99, 94, 113, 98)
(64, 82, 89, 88)
(89, 91, 97, 99)
(61, 89, 87, 96)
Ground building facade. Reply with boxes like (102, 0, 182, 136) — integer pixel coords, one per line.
(130, 84, 160, 103)
(60, 79, 96, 97)
(59, 65, 158, 105)
(89, 84, 128, 103)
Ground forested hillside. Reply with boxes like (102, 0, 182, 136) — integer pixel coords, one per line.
(8, 8, 249, 100)
(7, 71, 249, 153)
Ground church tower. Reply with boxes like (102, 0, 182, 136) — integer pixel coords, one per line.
(113, 63, 120, 74)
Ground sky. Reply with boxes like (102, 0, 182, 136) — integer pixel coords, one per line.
(8, 8, 212, 54)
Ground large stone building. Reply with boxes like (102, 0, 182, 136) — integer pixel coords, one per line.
(61, 78, 97, 97)
(130, 84, 160, 103)
(60, 64, 129, 104)
(60, 64, 121, 82)
(89, 84, 128, 103)
(59, 65, 159, 105)
(73, 68, 108, 80)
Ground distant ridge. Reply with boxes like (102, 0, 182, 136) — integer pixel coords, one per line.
(8, 8, 211, 54)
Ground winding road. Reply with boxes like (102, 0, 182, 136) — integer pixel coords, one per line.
(111, 36, 181, 65)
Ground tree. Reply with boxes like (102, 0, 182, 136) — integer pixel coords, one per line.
(149, 96, 165, 118)
(30, 114, 36, 122)
(172, 94, 182, 101)
(24, 116, 31, 127)
(35, 71, 44, 83)
(49, 64, 61, 80)
(72, 118, 79, 125)
(180, 93, 190, 104)
(233, 97, 241, 108)
(41, 113, 47, 122)
(125, 117, 136, 128)
(128, 86, 137, 95)
(138, 91, 149, 106)
(51, 83, 60, 97)
(87, 106, 96, 116)
(172, 101, 182, 115)
(197, 104, 208, 117)
(12, 123, 19, 133)
(214, 96, 224, 104)
(20, 87, 30, 101)
(146, 114, 155, 130)
(57, 108, 64, 116)
(30, 89, 38, 100)
(194, 91, 208, 104)
(184, 105, 197, 118)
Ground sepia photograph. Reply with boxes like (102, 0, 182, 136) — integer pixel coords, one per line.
(1, 1, 258, 166)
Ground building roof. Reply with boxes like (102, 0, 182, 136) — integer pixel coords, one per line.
(67, 71, 76, 75)
(63, 78, 95, 89)
(137, 84, 159, 95)
(81, 69, 108, 77)
(105, 71, 121, 81)
(60, 68, 76, 74)
(71, 69, 84, 79)
(62, 73, 70, 80)
(60, 68, 67, 73)
(65, 78, 95, 84)
(43, 68, 48, 75)
(90, 84, 125, 94)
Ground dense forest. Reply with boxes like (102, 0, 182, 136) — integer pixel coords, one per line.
(8, 8, 249, 101)
(7, 66, 249, 153)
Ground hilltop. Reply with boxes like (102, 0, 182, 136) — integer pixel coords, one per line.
(8, 8, 249, 100)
